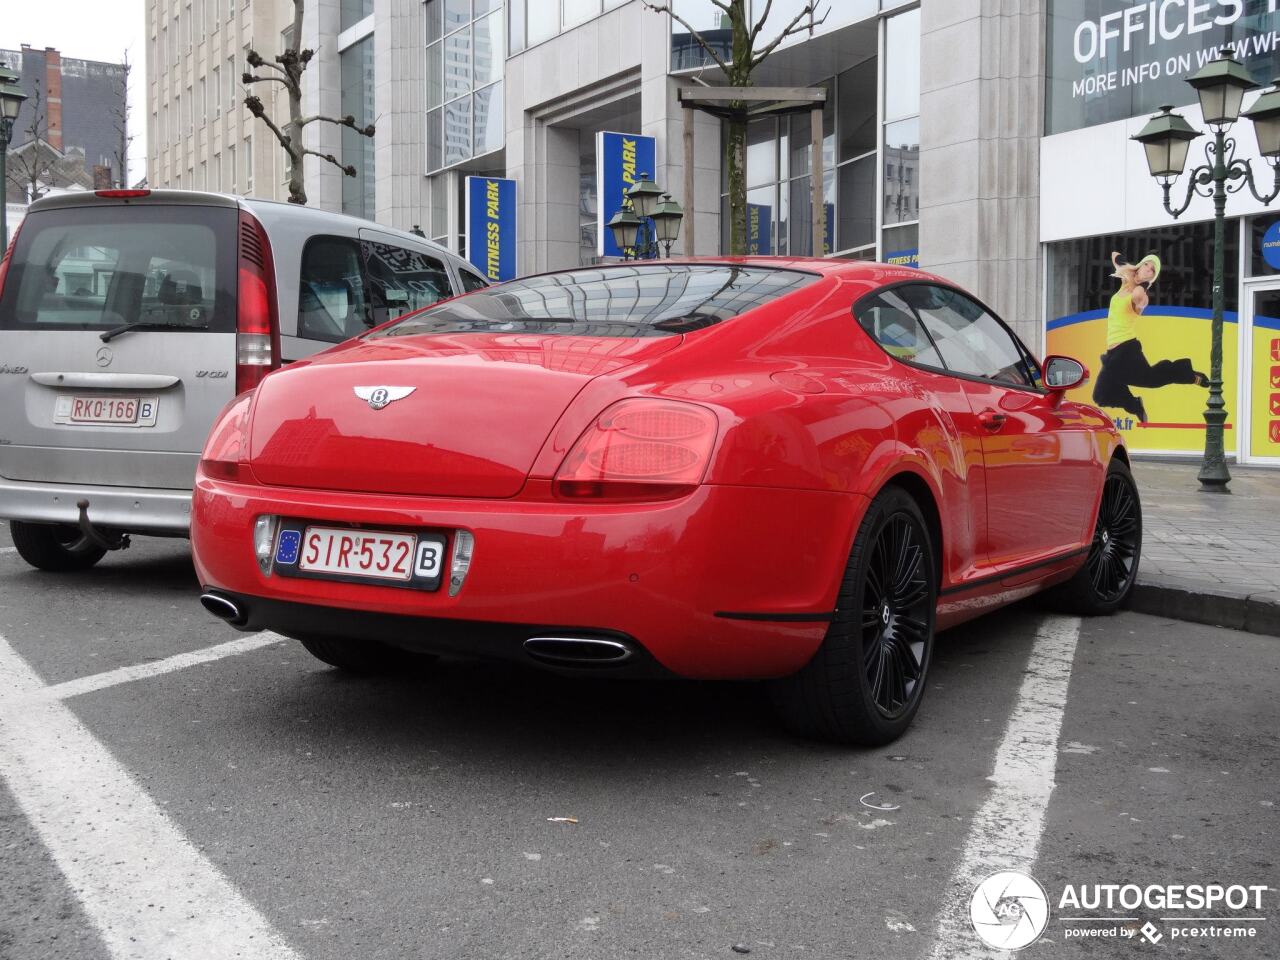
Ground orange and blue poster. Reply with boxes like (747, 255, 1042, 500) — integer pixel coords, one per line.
(1046, 251, 1238, 454)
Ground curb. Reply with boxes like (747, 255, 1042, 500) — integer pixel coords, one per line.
(1131, 578, 1280, 638)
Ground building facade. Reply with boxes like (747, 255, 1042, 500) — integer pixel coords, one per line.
(1, 45, 129, 199)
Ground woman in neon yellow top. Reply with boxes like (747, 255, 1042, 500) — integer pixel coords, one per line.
(1091, 252, 1206, 424)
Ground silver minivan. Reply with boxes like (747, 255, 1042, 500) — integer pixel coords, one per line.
(0, 189, 487, 571)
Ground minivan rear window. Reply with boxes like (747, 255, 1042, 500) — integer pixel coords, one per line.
(0, 205, 237, 333)
(369, 264, 818, 339)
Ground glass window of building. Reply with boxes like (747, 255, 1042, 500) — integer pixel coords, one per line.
(881, 7, 919, 263)
(340, 34, 375, 219)
(425, 0, 506, 172)
(340, 0, 372, 31)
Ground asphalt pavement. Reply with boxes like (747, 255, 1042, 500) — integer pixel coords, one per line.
(0, 527, 1276, 960)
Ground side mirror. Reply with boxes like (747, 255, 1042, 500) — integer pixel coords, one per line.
(1043, 355, 1088, 392)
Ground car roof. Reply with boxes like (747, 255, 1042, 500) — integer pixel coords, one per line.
(506, 256, 943, 290)
(25, 189, 462, 265)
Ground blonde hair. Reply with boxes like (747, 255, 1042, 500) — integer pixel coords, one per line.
(1111, 252, 1161, 286)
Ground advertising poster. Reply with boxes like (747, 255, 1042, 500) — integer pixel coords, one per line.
(747, 203, 772, 255)
(1250, 316, 1280, 458)
(1046, 249, 1238, 454)
(463, 176, 516, 283)
(595, 131, 657, 258)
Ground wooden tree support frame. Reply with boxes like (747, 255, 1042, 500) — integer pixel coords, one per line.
(678, 86, 829, 258)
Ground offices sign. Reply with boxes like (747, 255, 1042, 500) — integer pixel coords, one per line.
(464, 176, 516, 283)
(1046, 0, 1280, 134)
(596, 131, 657, 258)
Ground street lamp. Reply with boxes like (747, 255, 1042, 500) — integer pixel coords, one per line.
(607, 173, 684, 260)
(1132, 55, 1280, 493)
(0, 66, 28, 248)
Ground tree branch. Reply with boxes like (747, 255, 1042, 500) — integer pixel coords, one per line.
(640, 1, 732, 75)
(243, 95, 296, 158)
(245, 50, 286, 74)
(752, 2, 827, 67)
(295, 113, 375, 137)
(242, 72, 290, 89)
(748, 0, 774, 46)
(301, 147, 356, 177)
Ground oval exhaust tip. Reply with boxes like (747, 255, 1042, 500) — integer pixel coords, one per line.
(200, 592, 244, 625)
(524, 636, 632, 666)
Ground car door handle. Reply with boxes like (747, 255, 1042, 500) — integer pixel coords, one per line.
(978, 410, 1008, 431)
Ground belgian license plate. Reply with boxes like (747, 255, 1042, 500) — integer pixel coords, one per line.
(273, 523, 446, 591)
(54, 395, 159, 427)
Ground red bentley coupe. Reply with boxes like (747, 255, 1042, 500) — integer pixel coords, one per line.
(192, 259, 1140, 745)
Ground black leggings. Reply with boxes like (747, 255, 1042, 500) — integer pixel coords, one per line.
(1092, 338, 1197, 420)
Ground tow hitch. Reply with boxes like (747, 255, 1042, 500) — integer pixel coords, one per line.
(75, 500, 131, 552)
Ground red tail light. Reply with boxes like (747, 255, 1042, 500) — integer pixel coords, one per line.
(95, 189, 151, 199)
(199, 392, 254, 481)
(554, 399, 719, 501)
(236, 209, 281, 394)
(0, 223, 22, 301)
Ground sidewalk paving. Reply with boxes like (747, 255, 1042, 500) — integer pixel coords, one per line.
(1130, 458, 1280, 636)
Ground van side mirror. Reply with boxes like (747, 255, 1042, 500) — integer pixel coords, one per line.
(1043, 355, 1088, 392)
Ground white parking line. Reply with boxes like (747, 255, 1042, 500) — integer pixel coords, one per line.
(48, 633, 285, 700)
(926, 614, 1083, 959)
(0, 632, 302, 960)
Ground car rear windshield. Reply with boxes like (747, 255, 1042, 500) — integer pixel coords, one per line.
(0, 204, 237, 332)
(369, 264, 818, 339)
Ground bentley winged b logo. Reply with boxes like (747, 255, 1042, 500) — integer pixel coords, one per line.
(353, 386, 416, 410)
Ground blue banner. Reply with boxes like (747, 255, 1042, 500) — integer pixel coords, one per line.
(596, 131, 657, 258)
(747, 204, 772, 255)
(885, 247, 919, 269)
(465, 176, 516, 283)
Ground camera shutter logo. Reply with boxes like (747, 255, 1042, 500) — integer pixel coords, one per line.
(970, 871, 1050, 950)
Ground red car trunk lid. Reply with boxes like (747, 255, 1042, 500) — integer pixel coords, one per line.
(247, 332, 679, 497)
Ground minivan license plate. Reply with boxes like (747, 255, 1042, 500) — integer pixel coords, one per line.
(54, 395, 159, 427)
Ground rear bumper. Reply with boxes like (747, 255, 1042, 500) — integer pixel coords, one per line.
(191, 476, 866, 680)
(0, 477, 192, 535)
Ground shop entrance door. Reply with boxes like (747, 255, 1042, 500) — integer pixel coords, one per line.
(1242, 285, 1280, 465)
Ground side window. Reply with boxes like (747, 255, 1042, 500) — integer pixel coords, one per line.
(855, 289, 947, 369)
(361, 241, 454, 323)
(902, 285, 1035, 388)
(459, 269, 488, 293)
(298, 237, 370, 343)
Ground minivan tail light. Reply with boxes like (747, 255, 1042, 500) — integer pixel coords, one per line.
(236, 210, 280, 394)
(0, 223, 21, 301)
(95, 189, 151, 199)
(554, 398, 719, 501)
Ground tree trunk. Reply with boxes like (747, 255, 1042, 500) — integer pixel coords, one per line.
(725, 111, 748, 255)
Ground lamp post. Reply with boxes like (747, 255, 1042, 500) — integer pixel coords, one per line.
(1133, 55, 1280, 493)
(605, 172, 683, 260)
(0, 66, 28, 248)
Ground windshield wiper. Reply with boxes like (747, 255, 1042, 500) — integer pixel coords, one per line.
(100, 320, 207, 342)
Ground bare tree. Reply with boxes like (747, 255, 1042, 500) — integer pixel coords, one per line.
(242, 0, 375, 204)
(4, 79, 57, 202)
(110, 51, 133, 189)
(642, 0, 826, 254)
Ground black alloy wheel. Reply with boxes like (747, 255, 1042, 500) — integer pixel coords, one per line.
(1086, 470, 1141, 604)
(862, 514, 932, 719)
(770, 485, 937, 746)
(1044, 458, 1142, 616)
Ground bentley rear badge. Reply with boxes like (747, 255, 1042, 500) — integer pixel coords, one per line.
(354, 386, 416, 410)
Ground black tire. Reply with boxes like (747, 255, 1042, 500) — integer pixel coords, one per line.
(770, 485, 937, 746)
(297, 635, 435, 674)
(9, 520, 108, 572)
(1044, 458, 1142, 616)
